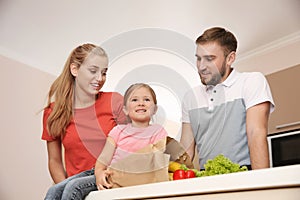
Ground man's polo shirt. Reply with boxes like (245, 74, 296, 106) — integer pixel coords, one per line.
(182, 69, 274, 169)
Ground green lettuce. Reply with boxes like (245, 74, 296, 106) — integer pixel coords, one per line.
(197, 154, 248, 177)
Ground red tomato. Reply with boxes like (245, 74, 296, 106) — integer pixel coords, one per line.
(173, 169, 186, 180)
(185, 170, 195, 178)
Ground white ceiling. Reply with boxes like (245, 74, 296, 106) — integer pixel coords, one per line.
(1, 0, 300, 76)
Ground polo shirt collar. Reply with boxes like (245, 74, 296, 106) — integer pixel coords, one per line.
(203, 68, 239, 91)
(222, 68, 239, 87)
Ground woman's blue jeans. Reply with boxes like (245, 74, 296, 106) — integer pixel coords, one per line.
(44, 169, 97, 200)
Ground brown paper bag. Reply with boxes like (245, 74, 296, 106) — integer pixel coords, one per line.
(165, 136, 194, 169)
(107, 138, 170, 188)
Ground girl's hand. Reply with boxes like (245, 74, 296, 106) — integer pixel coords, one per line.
(96, 170, 113, 190)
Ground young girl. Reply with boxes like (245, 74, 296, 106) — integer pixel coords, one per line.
(42, 43, 127, 199)
(94, 83, 169, 190)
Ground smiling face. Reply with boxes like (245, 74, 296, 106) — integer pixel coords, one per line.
(195, 41, 235, 86)
(123, 85, 157, 127)
(71, 53, 108, 98)
(195, 27, 237, 86)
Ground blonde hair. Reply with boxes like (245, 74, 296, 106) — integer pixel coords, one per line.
(123, 83, 157, 107)
(123, 83, 158, 123)
(45, 43, 107, 138)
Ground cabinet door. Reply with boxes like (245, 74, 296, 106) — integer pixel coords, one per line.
(266, 64, 300, 134)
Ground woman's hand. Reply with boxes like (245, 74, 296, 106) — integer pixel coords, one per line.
(96, 169, 113, 190)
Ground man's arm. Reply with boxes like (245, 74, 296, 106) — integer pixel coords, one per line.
(180, 123, 196, 161)
(246, 101, 271, 169)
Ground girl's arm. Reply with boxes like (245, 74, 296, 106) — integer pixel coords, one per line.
(47, 140, 67, 183)
(94, 161, 111, 190)
(95, 137, 116, 190)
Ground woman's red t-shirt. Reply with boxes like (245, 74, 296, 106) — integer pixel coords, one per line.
(42, 92, 127, 177)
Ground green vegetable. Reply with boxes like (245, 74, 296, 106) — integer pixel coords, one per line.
(197, 154, 248, 177)
(180, 164, 189, 171)
(191, 169, 203, 177)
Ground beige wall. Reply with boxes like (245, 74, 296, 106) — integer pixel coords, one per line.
(0, 55, 55, 199)
(266, 64, 300, 133)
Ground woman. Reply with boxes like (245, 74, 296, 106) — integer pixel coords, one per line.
(42, 43, 127, 199)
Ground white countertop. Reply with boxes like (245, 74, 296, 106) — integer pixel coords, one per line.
(86, 164, 300, 200)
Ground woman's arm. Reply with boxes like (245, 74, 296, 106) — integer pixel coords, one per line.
(112, 92, 129, 124)
(47, 140, 67, 183)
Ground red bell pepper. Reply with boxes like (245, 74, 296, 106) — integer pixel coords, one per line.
(173, 169, 195, 180)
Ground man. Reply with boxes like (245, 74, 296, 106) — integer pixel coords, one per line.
(180, 27, 274, 170)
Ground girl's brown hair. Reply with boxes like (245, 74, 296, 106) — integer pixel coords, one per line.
(46, 43, 107, 138)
